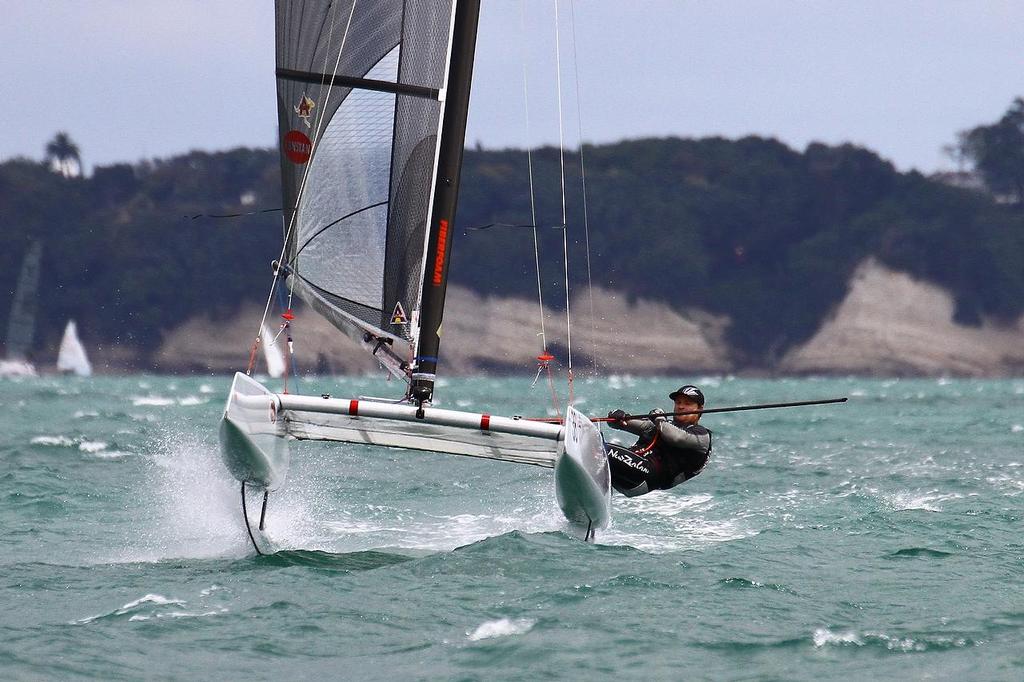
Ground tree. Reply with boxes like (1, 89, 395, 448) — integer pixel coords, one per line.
(44, 131, 82, 178)
(954, 97, 1024, 203)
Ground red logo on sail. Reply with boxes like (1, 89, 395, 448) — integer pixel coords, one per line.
(283, 130, 312, 164)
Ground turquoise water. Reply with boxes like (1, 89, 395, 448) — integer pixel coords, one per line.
(2, 374, 1023, 680)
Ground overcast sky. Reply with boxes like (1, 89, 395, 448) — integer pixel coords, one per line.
(2, 1, 1022, 174)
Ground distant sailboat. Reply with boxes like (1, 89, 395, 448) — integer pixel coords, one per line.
(57, 320, 92, 377)
(260, 323, 285, 379)
(0, 242, 42, 378)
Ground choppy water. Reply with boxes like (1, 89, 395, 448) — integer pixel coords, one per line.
(2, 374, 1023, 680)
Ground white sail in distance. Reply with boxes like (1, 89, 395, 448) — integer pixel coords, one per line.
(260, 324, 286, 378)
(57, 320, 92, 376)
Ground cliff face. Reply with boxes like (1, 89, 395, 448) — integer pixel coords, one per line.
(441, 286, 731, 374)
(779, 259, 1024, 376)
(150, 262, 1024, 377)
(153, 285, 731, 375)
(153, 304, 381, 376)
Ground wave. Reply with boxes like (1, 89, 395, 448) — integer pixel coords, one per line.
(811, 627, 975, 652)
(130, 395, 209, 407)
(73, 593, 196, 625)
(253, 549, 413, 572)
(718, 576, 797, 594)
(885, 547, 954, 559)
(467, 617, 535, 641)
(696, 627, 978, 654)
(29, 435, 128, 458)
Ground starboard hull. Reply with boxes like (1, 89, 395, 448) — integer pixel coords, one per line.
(555, 406, 612, 540)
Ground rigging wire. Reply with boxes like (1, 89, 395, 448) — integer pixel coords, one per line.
(519, 2, 562, 418)
(189, 208, 282, 220)
(248, 0, 357, 375)
(568, 0, 599, 376)
(553, 0, 575, 404)
(520, 2, 547, 355)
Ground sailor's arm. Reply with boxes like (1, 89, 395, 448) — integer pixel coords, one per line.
(656, 420, 712, 456)
(607, 410, 657, 438)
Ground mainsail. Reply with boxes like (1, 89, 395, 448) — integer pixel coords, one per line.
(274, 0, 478, 402)
(57, 320, 92, 377)
(260, 324, 286, 378)
(4, 241, 42, 362)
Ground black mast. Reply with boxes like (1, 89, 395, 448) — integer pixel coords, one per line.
(410, 0, 481, 406)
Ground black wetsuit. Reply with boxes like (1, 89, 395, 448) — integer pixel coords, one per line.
(606, 416, 712, 497)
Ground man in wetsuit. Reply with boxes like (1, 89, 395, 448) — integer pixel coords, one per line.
(605, 384, 712, 497)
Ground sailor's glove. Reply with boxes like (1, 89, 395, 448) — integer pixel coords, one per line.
(648, 408, 667, 423)
(607, 409, 628, 429)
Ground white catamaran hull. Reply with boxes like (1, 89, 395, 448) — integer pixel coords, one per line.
(0, 360, 37, 378)
(219, 373, 613, 538)
(220, 373, 289, 490)
(219, 373, 564, 486)
(555, 406, 612, 540)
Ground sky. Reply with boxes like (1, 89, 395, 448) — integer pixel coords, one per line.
(2, 1, 1023, 175)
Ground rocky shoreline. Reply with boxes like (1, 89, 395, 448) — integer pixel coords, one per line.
(80, 259, 1024, 377)
(780, 259, 1024, 377)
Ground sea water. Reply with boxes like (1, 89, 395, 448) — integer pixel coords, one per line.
(1, 374, 1022, 680)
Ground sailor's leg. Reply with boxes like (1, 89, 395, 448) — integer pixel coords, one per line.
(606, 444, 657, 497)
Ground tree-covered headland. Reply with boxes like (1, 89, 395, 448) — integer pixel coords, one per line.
(2, 101, 1023, 369)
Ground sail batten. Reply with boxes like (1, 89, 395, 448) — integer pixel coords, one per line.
(276, 67, 442, 100)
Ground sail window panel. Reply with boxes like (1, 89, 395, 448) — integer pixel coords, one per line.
(297, 204, 388, 311)
(295, 47, 401, 318)
(296, 98, 392, 313)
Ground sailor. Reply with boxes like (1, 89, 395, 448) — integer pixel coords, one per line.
(605, 384, 712, 497)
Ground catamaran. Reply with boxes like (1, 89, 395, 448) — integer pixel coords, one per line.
(219, 0, 610, 552)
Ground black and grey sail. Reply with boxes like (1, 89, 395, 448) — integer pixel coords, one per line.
(275, 0, 479, 395)
(4, 241, 42, 362)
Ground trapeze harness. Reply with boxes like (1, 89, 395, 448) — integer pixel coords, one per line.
(606, 417, 712, 497)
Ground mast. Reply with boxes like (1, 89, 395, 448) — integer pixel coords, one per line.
(410, 0, 481, 405)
